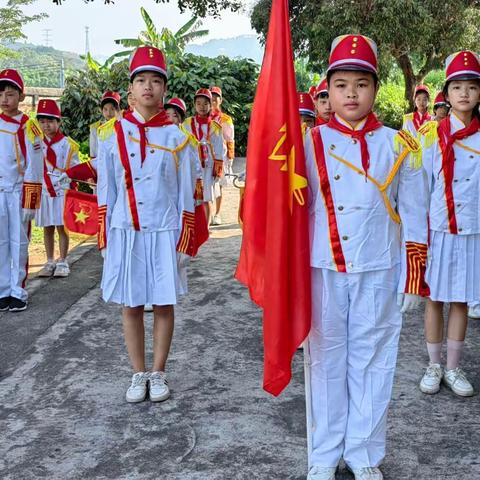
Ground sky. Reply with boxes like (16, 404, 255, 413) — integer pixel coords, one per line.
(19, 0, 258, 58)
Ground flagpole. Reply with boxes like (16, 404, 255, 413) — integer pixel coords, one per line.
(303, 338, 313, 468)
(47, 171, 96, 187)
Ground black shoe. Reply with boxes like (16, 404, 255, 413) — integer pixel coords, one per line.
(9, 297, 27, 312)
(0, 296, 10, 311)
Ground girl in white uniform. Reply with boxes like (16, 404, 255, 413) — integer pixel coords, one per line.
(97, 46, 198, 404)
(183, 88, 224, 225)
(402, 84, 432, 136)
(418, 50, 480, 397)
(35, 99, 79, 278)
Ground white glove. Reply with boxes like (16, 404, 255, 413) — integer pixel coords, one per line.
(177, 252, 190, 269)
(397, 293, 423, 314)
(22, 208, 36, 223)
(100, 249, 106, 259)
(57, 172, 71, 188)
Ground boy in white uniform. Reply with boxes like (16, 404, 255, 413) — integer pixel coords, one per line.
(303, 35, 429, 480)
(97, 46, 198, 403)
(35, 99, 80, 278)
(0, 69, 43, 312)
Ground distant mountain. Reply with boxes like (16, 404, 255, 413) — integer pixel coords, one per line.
(0, 42, 84, 88)
(186, 35, 263, 64)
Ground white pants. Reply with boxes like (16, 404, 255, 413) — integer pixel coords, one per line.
(305, 266, 402, 469)
(0, 191, 30, 301)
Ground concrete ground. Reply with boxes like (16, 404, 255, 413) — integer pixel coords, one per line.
(0, 164, 479, 479)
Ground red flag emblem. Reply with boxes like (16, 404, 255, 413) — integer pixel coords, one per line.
(63, 189, 98, 236)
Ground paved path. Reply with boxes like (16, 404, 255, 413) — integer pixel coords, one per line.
(0, 183, 479, 479)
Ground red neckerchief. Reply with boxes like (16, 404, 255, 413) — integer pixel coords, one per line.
(191, 115, 212, 163)
(44, 130, 65, 168)
(0, 112, 29, 160)
(413, 111, 431, 131)
(316, 116, 328, 126)
(123, 110, 172, 165)
(437, 115, 480, 233)
(211, 110, 222, 124)
(327, 112, 383, 176)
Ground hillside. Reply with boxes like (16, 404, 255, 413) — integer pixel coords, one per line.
(186, 34, 263, 64)
(0, 42, 84, 88)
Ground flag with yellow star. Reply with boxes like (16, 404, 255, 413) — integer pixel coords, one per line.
(63, 189, 98, 236)
(235, 0, 311, 397)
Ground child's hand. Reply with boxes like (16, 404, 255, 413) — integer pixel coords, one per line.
(397, 293, 423, 314)
(58, 172, 72, 188)
(22, 208, 36, 223)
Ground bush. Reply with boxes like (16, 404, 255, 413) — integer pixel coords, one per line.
(375, 82, 409, 129)
(60, 54, 259, 157)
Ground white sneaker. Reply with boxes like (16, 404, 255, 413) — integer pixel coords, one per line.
(350, 467, 383, 480)
(53, 261, 70, 277)
(211, 214, 222, 226)
(468, 305, 480, 319)
(125, 372, 149, 403)
(307, 466, 336, 480)
(443, 368, 474, 397)
(419, 362, 443, 394)
(38, 261, 56, 277)
(149, 371, 170, 402)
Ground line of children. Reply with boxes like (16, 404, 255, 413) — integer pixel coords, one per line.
(417, 50, 480, 397)
(303, 35, 429, 480)
(402, 84, 432, 135)
(298, 91, 317, 131)
(183, 88, 224, 226)
(210, 86, 235, 225)
(35, 99, 80, 278)
(97, 46, 199, 403)
(0, 69, 43, 312)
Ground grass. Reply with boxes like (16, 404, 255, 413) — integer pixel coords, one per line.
(30, 223, 90, 246)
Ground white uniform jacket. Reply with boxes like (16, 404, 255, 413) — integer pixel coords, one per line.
(305, 116, 430, 295)
(420, 114, 480, 235)
(402, 111, 431, 138)
(0, 113, 43, 208)
(41, 135, 80, 197)
(89, 120, 101, 159)
(96, 112, 198, 256)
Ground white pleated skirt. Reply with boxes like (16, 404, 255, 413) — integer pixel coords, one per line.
(35, 193, 65, 227)
(101, 228, 187, 307)
(202, 166, 221, 202)
(426, 230, 480, 302)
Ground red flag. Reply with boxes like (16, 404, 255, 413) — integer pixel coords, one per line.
(235, 0, 311, 396)
(192, 204, 209, 257)
(63, 189, 98, 236)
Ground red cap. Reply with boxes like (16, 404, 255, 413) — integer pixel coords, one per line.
(445, 50, 480, 82)
(37, 98, 61, 119)
(210, 86, 222, 97)
(433, 91, 447, 106)
(298, 92, 316, 117)
(414, 84, 430, 97)
(101, 91, 121, 106)
(308, 85, 317, 98)
(165, 97, 187, 114)
(328, 34, 378, 74)
(0, 69, 24, 93)
(129, 46, 167, 80)
(314, 78, 328, 99)
(194, 88, 212, 101)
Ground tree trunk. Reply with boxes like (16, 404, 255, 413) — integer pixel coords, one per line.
(396, 53, 417, 111)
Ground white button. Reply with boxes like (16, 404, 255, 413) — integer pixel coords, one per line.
(348, 261, 353, 269)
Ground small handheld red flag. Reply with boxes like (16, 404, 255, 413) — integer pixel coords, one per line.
(235, 0, 311, 396)
(63, 189, 98, 236)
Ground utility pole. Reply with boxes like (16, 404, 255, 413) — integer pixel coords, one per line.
(42, 29, 52, 47)
(60, 58, 65, 88)
(85, 26, 90, 55)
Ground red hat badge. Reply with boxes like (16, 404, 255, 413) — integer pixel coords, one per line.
(194, 88, 212, 101)
(328, 34, 378, 74)
(445, 50, 480, 82)
(101, 91, 121, 106)
(210, 86, 223, 97)
(129, 46, 167, 80)
(414, 84, 430, 97)
(0, 69, 24, 93)
(298, 92, 316, 117)
(314, 78, 328, 99)
(165, 97, 187, 114)
(37, 99, 61, 119)
(433, 91, 447, 106)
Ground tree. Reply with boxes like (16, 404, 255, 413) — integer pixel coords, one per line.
(51, 0, 242, 17)
(251, 0, 480, 108)
(108, 8, 209, 64)
(0, 0, 46, 58)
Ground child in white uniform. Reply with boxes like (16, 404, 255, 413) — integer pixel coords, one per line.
(97, 46, 198, 404)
